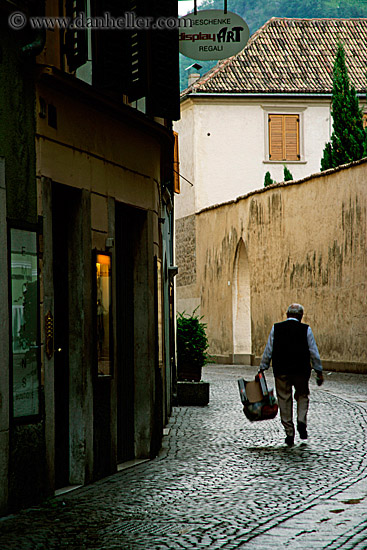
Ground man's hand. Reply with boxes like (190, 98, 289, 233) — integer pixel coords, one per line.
(316, 372, 324, 386)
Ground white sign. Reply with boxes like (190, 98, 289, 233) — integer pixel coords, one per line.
(179, 9, 250, 61)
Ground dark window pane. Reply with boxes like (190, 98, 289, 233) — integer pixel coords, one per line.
(11, 229, 40, 418)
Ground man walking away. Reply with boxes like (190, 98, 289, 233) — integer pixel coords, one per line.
(260, 303, 324, 446)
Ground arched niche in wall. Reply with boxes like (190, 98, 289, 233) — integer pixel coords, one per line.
(232, 239, 252, 363)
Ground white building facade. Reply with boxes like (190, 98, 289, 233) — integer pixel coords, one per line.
(176, 96, 332, 215)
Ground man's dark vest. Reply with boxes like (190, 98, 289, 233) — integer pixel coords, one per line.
(272, 320, 311, 376)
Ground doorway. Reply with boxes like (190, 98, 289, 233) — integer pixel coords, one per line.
(115, 203, 137, 463)
(232, 239, 252, 363)
(52, 183, 81, 488)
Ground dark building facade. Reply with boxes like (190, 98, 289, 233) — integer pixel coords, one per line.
(0, 0, 180, 515)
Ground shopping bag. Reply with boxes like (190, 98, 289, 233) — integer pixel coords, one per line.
(238, 371, 278, 422)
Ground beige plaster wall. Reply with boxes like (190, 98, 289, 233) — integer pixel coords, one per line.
(174, 100, 196, 219)
(36, 84, 161, 216)
(36, 82, 162, 255)
(193, 160, 367, 372)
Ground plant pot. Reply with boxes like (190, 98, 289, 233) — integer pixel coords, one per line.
(176, 381, 210, 406)
(177, 363, 202, 382)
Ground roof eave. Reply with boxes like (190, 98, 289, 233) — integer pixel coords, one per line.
(180, 92, 334, 102)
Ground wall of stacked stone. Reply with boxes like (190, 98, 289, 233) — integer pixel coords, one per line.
(190, 158, 367, 372)
(175, 214, 196, 287)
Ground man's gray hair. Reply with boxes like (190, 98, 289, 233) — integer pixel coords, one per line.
(287, 303, 304, 317)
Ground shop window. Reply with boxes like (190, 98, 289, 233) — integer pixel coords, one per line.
(10, 228, 40, 419)
(268, 114, 300, 161)
(95, 253, 112, 376)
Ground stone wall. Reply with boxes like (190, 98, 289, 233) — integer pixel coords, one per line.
(176, 214, 196, 287)
(190, 159, 367, 372)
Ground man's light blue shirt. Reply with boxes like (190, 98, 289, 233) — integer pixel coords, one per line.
(260, 317, 323, 373)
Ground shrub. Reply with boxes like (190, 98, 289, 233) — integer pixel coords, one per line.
(177, 309, 209, 372)
(283, 165, 293, 181)
(264, 171, 274, 187)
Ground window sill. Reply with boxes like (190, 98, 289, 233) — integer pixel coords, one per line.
(263, 160, 307, 165)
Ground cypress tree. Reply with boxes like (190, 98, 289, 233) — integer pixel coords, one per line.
(321, 43, 366, 171)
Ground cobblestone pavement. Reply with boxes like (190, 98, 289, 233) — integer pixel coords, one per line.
(1, 365, 367, 550)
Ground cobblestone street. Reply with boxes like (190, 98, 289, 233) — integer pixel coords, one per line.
(1, 365, 367, 550)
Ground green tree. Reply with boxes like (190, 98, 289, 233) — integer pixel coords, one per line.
(321, 43, 366, 171)
(264, 171, 274, 187)
(283, 165, 293, 181)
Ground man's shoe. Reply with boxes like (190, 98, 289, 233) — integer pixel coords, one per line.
(297, 422, 308, 440)
(285, 435, 294, 446)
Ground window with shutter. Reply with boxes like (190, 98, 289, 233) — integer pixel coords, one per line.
(269, 114, 300, 161)
(127, 0, 180, 120)
(91, 0, 179, 120)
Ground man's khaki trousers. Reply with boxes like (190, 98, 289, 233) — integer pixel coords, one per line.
(275, 374, 310, 437)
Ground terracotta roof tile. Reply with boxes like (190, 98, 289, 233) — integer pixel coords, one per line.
(182, 18, 367, 96)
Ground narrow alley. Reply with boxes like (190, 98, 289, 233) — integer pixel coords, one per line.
(1, 364, 367, 550)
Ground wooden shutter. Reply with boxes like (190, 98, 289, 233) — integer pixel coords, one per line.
(147, 0, 180, 120)
(269, 114, 300, 161)
(284, 115, 299, 161)
(92, 0, 130, 96)
(65, 0, 88, 72)
(269, 115, 283, 160)
(92, 0, 179, 119)
(173, 131, 180, 194)
(127, 0, 149, 102)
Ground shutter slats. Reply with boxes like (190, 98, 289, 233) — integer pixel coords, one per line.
(269, 115, 283, 160)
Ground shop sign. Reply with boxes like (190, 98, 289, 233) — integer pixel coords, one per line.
(179, 9, 250, 61)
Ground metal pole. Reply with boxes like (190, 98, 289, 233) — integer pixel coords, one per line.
(224, 0, 227, 13)
(194, 0, 197, 15)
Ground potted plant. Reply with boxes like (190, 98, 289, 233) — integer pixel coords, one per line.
(177, 309, 209, 382)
